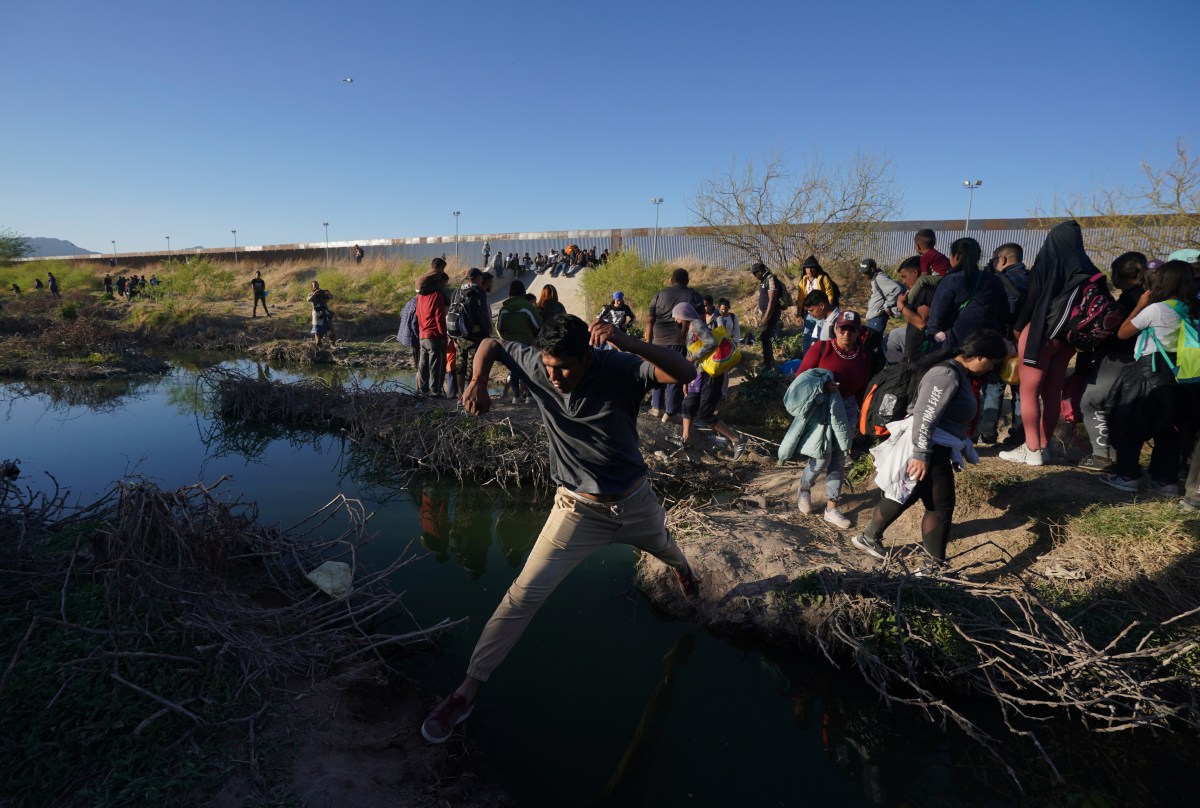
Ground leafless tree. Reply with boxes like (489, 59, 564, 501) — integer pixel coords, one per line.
(1036, 138, 1200, 260)
(691, 149, 903, 271)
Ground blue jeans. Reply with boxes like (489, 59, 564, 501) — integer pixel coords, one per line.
(801, 447, 846, 502)
(980, 379, 1022, 436)
(801, 314, 818, 355)
(866, 315, 887, 335)
(650, 345, 687, 414)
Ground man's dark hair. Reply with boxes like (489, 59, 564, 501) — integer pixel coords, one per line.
(915, 229, 937, 250)
(467, 267, 483, 280)
(670, 268, 689, 286)
(956, 330, 1009, 362)
(898, 255, 922, 272)
(481, 271, 495, 283)
(717, 297, 731, 308)
(509, 279, 526, 297)
(536, 314, 591, 360)
(750, 262, 767, 276)
(996, 243, 1023, 263)
(1111, 251, 1147, 287)
(702, 295, 714, 306)
(803, 290, 830, 308)
(431, 257, 447, 272)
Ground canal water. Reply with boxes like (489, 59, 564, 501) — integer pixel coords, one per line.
(1, 361, 1194, 807)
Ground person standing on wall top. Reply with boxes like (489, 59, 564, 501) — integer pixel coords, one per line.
(249, 270, 271, 317)
(750, 262, 785, 371)
(419, 314, 703, 744)
(646, 268, 704, 421)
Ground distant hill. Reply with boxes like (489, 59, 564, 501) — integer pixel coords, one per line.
(28, 237, 95, 257)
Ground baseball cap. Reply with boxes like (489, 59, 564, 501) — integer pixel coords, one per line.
(1168, 248, 1200, 264)
(834, 310, 862, 330)
(612, 291, 624, 300)
(858, 258, 877, 273)
(749, 262, 767, 275)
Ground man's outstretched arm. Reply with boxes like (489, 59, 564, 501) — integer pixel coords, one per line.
(463, 339, 505, 415)
(590, 323, 695, 385)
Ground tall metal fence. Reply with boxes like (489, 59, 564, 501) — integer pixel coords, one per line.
(43, 218, 1194, 270)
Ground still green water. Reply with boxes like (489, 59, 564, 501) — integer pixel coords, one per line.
(1, 361, 1193, 807)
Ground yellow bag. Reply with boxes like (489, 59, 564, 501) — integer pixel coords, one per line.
(999, 354, 1020, 386)
(701, 326, 743, 376)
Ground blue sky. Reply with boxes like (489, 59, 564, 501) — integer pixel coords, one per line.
(2, 0, 1197, 253)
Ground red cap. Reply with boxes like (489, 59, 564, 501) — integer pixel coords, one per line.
(834, 310, 862, 330)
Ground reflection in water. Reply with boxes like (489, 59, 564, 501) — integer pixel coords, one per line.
(418, 485, 449, 563)
(2, 377, 154, 414)
(595, 634, 696, 807)
(495, 501, 537, 568)
(449, 492, 494, 579)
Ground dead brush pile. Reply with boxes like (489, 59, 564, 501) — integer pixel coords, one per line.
(0, 468, 459, 802)
(0, 318, 167, 380)
(201, 368, 550, 489)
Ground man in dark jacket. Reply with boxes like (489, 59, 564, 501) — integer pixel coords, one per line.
(750, 262, 786, 371)
(452, 268, 493, 389)
(925, 249, 1007, 352)
(646, 268, 703, 419)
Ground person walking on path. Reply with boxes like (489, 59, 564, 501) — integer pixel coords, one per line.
(646, 268, 703, 421)
(794, 310, 872, 529)
(249, 270, 271, 317)
(850, 331, 1008, 573)
(859, 258, 903, 338)
(596, 291, 636, 333)
(451, 268, 492, 389)
(307, 280, 335, 347)
(750, 262, 786, 371)
(482, 241, 491, 270)
(672, 302, 748, 457)
(537, 284, 567, 321)
(1001, 221, 1097, 466)
(419, 314, 703, 743)
(496, 279, 542, 403)
(416, 263, 450, 396)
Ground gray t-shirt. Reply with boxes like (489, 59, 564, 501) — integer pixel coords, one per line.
(499, 343, 659, 494)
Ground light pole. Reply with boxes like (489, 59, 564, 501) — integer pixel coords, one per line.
(650, 197, 664, 264)
(962, 179, 983, 232)
(165, 236, 171, 260)
(231, 230, 238, 264)
(322, 222, 330, 265)
(453, 211, 461, 260)
(111, 240, 116, 263)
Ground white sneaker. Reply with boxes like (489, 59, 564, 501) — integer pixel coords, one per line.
(824, 506, 852, 530)
(797, 488, 811, 514)
(998, 445, 1044, 466)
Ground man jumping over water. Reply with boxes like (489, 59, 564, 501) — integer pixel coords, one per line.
(420, 314, 704, 743)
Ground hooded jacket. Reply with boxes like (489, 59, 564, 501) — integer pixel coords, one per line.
(1013, 221, 1099, 368)
(925, 264, 1007, 351)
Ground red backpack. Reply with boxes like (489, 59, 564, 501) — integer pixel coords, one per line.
(1051, 273, 1122, 351)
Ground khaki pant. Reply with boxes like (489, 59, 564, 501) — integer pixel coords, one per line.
(466, 482, 688, 682)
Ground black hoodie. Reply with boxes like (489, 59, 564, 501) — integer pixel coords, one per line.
(1014, 221, 1099, 368)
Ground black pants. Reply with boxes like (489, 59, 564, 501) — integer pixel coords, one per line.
(759, 312, 780, 370)
(864, 445, 956, 562)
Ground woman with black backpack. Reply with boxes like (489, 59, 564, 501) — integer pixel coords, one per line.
(850, 331, 1008, 574)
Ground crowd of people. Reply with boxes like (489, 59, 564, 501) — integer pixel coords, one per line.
(480, 241, 610, 280)
(763, 224, 1200, 575)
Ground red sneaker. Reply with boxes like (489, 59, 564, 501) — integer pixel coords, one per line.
(421, 693, 474, 743)
(673, 565, 702, 602)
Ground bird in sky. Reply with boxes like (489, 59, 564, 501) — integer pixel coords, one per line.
(342, 77, 354, 83)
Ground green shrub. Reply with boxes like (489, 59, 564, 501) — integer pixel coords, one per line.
(57, 301, 79, 320)
(579, 251, 670, 318)
(157, 257, 236, 301)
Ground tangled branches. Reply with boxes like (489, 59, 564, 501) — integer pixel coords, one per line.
(201, 368, 551, 489)
(799, 565, 1200, 789)
(0, 474, 462, 800)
